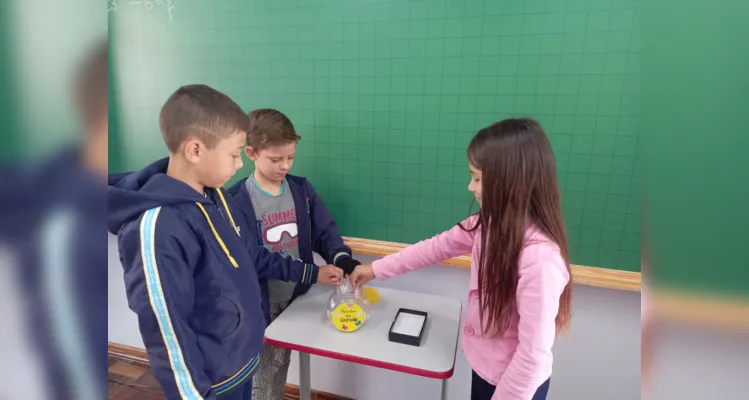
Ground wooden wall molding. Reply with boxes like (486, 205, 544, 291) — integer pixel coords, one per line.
(651, 290, 749, 332)
(343, 237, 749, 331)
(343, 237, 642, 292)
(108, 342, 149, 365)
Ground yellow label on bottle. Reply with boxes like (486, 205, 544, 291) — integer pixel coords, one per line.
(331, 302, 366, 332)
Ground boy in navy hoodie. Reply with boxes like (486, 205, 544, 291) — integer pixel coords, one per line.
(107, 85, 343, 400)
(0, 40, 107, 400)
(226, 109, 361, 400)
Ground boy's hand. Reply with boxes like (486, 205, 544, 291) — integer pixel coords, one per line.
(335, 257, 361, 276)
(349, 264, 375, 290)
(317, 265, 343, 286)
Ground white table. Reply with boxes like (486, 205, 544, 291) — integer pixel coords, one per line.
(265, 284, 462, 400)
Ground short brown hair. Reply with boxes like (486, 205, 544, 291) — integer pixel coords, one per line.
(74, 39, 107, 132)
(245, 108, 301, 150)
(159, 84, 251, 152)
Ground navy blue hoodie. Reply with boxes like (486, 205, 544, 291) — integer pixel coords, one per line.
(0, 146, 106, 400)
(227, 174, 355, 323)
(108, 158, 318, 400)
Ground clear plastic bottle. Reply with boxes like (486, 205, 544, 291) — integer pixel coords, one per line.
(326, 279, 371, 332)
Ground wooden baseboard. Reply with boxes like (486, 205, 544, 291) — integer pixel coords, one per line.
(107, 342, 353, 400)
(343, 236, 642, 292)
(108, 342, 150, 366)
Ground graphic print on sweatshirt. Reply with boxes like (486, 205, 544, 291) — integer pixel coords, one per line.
(259, 208, 298, 254)
(246, 177, 301, 263)
(247, 177, 302, 303)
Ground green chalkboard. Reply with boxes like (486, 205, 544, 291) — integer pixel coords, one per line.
(109, 0, 641, 273)
(641, 1, 749, 297)
(2, 1, 105, 161)
(0, 0, 21, 162)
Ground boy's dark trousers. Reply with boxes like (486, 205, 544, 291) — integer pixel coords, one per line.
(218, 381, 252, 400)
(471, 370, 551, 400)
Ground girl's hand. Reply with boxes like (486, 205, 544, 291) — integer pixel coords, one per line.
(317, 265, 343, 286)
(349, 264, 375, 290)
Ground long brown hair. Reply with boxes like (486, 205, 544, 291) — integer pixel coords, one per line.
(461, 118, 572, 336)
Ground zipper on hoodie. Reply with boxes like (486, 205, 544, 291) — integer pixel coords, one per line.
(194, 189, 242, 268)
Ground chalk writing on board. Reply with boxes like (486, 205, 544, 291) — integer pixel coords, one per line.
(108, 0, 177, 22)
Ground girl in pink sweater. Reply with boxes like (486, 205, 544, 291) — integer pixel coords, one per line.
(349, 118, 572, 400)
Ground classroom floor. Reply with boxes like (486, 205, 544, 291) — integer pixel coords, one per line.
(108, 355, 351, 400)
(108, 356, 164, 399)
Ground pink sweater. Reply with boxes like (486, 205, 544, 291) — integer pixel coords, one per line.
(372, 216, 569, 400)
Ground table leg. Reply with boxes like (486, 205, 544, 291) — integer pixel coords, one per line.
(441, 378, 448, 400)
(299, 352, 311, 400)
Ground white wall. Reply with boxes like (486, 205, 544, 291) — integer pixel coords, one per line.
(647, 323, 749, 400)
(108, 235, 644, 399)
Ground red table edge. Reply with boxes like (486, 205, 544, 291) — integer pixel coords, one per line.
(264, 337, 456, 380)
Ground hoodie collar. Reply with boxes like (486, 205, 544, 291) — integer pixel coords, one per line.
(107, 157, 213, 234)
